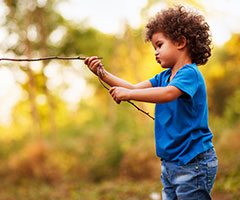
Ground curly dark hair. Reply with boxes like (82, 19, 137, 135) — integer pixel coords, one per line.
(145, 5, 212, 65)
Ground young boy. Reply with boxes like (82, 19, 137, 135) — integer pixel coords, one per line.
(84, 5, 218, 200)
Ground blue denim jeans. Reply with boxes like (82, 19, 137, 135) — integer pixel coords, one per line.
(161, 148, 218, 200)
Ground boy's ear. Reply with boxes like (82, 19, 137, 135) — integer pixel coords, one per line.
(176, 36, 187, 50)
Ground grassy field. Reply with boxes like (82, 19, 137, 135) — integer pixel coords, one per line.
(0, 178, 237, 200)
(0, 125, 239, 200)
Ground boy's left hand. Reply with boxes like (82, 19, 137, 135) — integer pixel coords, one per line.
(109, 87, 131, 104)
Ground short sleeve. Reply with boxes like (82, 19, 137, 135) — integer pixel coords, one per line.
(169, 66, 198, 98)
(149, 73, 161, 87)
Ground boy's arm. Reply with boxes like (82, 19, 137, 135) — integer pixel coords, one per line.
(84, 56, 152, 89)
(103, 71, 152, 89)
(109, 86, 183, 104)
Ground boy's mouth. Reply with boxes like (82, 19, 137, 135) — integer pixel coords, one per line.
(155, 57, 161, 64)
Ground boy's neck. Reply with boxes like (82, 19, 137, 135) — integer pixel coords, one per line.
(170, 55, 192, 80)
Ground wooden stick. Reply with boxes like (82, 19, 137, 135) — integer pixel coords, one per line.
(0, 56, 154, 120)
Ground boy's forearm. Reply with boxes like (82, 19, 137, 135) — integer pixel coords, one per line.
(102, 70, 135, 89)
(128, 87, 182, 103)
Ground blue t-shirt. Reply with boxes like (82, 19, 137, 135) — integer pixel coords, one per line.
(149, 63, 213, 165)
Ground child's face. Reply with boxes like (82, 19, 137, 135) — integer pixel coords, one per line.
(151, 32, 180, 69)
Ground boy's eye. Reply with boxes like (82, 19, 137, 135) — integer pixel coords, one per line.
(157, 43, 162, 48)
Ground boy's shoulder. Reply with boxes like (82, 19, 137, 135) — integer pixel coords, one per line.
(181, 63, 198, 70)
(178, 63, 201, 77)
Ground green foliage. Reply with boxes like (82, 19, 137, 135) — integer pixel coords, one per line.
(224, 90, 240, 126)
(215, 125, 240, 198)
(206, 34, 240, 118)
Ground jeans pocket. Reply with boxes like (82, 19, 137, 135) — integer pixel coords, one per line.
(206, 159, 218, 193)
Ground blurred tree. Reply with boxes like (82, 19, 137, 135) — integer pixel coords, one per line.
(224, 90, 240, 126)
(2, 0, 117, 136)
(3, 0, 65, 135)
(206, 34, 240, 119)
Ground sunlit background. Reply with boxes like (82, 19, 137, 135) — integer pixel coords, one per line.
(0, 0, 240, 125)
(0, 0, 239, 199)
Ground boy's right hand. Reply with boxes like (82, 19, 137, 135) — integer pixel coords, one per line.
(84, 56, 104, 77)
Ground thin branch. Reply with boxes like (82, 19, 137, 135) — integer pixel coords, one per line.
(0, 56, 154, 120)
(127, 100, 155, 120)
(0, 56, 102, 62)
(96, 66, 154, 120)
(98, 77, 110, 91)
